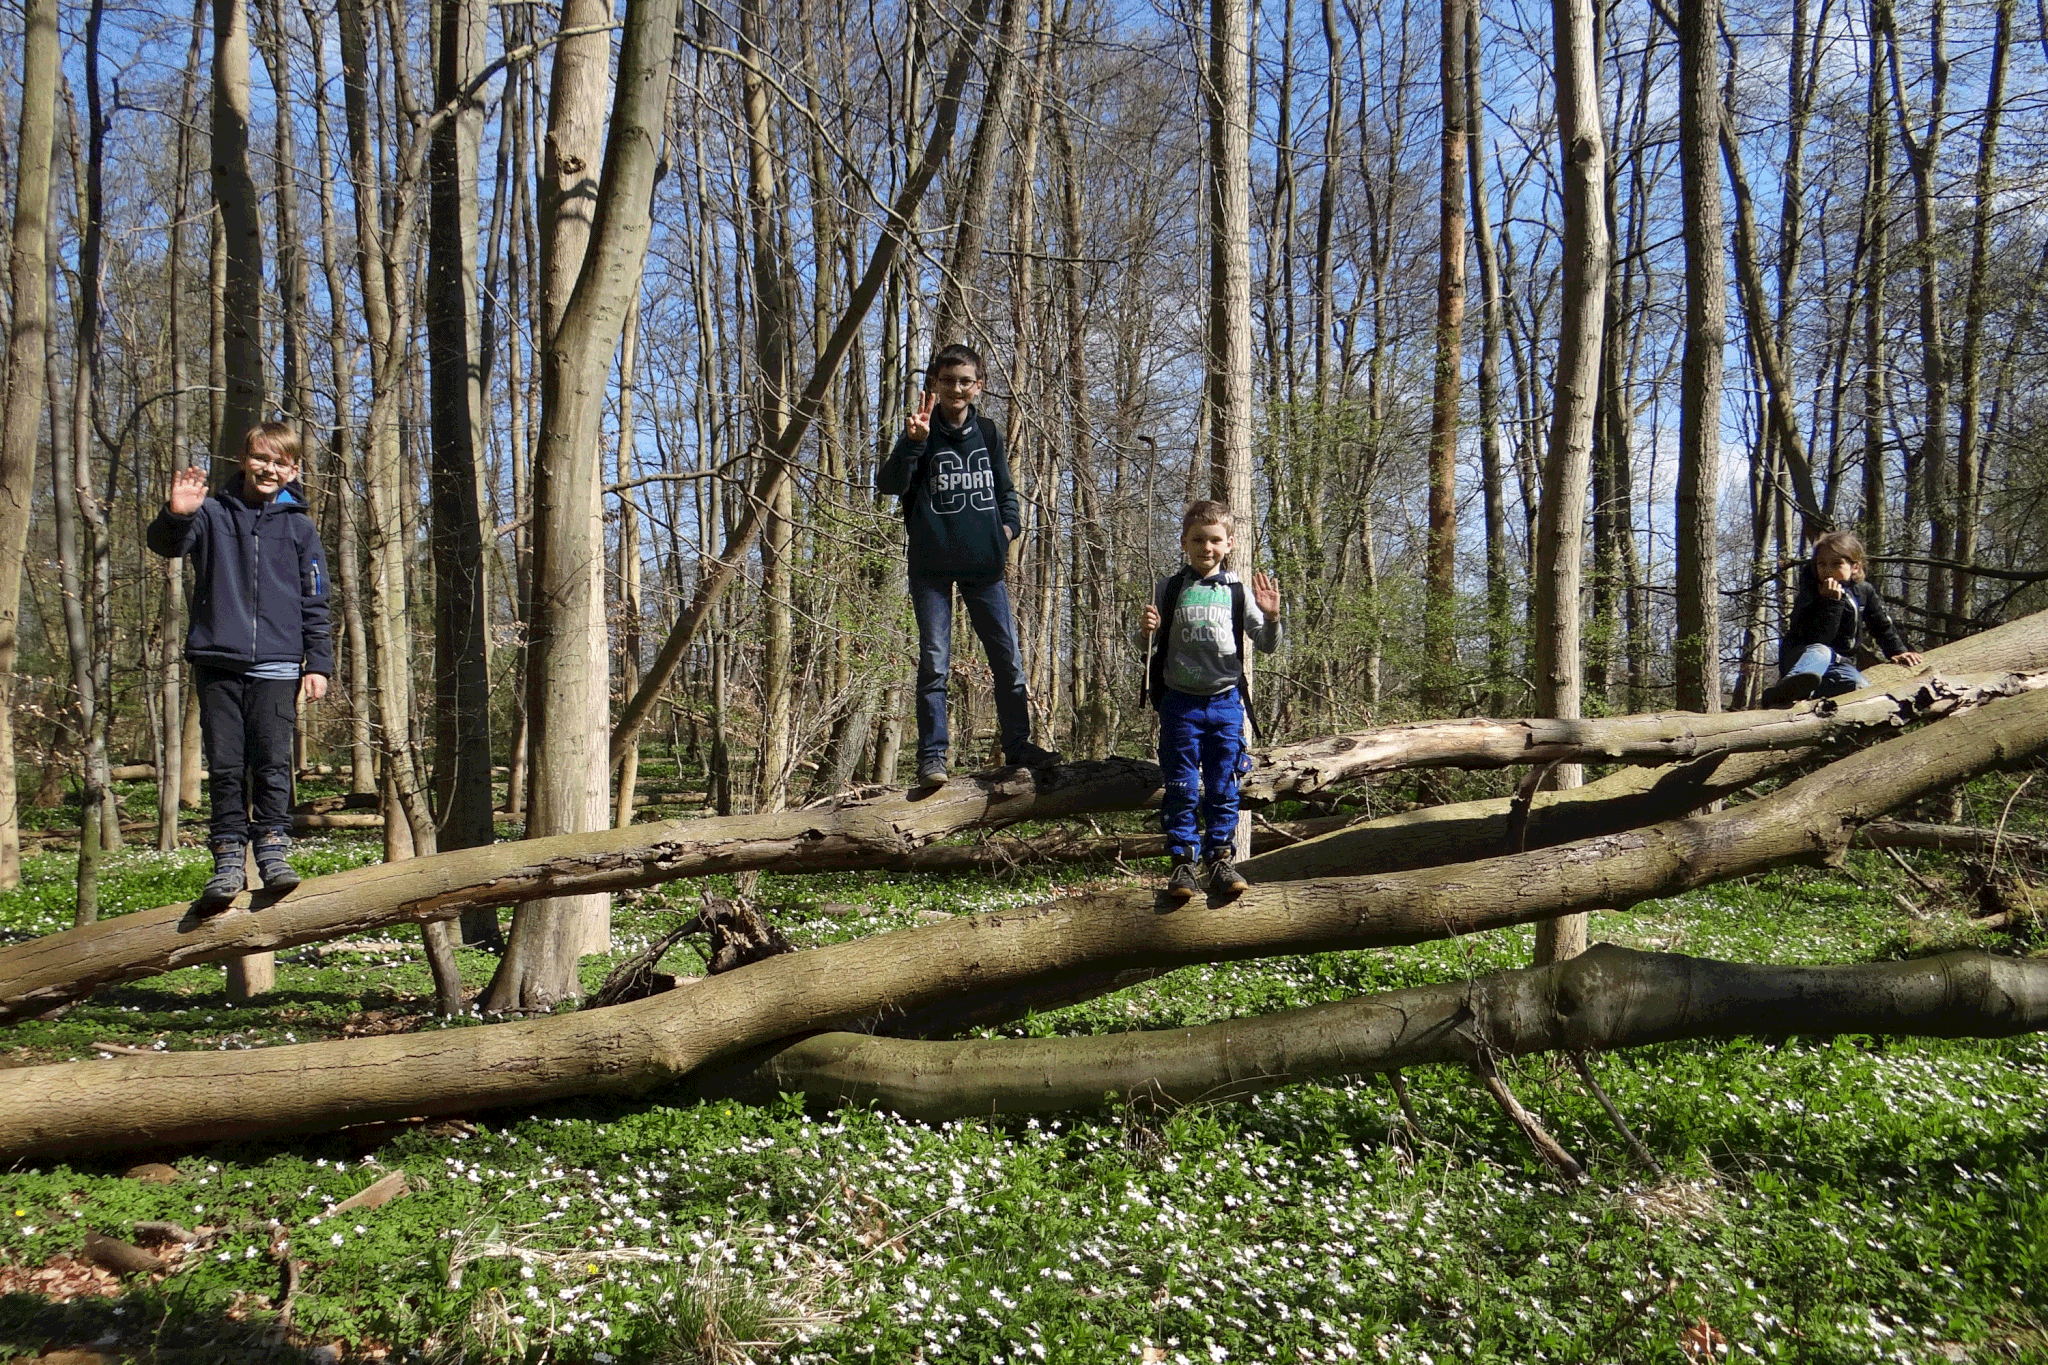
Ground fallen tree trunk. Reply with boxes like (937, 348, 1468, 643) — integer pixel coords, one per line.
(1235, 666, 2045, 798)
(1244, 614, 2048, 882)
(5, 648, 2037, 1021)
(884, 815, 1354, 872)
(3, 682, 2044, 1160)
(681, 944, 2048, 1116)
(0, 761, 1159, 1021)
(1856, 819, 2048, 860)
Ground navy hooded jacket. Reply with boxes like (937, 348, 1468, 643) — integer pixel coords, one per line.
(875, 406, 1020, 581)
(147, 471, 335, 677)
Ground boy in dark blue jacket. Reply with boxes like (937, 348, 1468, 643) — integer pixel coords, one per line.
(149, 421, 333, 912)
(876, 344, 1058, 786)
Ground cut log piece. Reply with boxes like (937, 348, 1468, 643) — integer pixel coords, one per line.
(2, 683, 2044, 1161)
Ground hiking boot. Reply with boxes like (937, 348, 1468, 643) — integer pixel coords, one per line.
(252, 831, 300, 892)
(1759, 670, 1820, 709)
(1205, 854, 1249, 897)
(917, 757, 948, 788)
(1166, 859, 1202, 904)
(1004, 742, 1063, 770)
(194, 839, 247, 916)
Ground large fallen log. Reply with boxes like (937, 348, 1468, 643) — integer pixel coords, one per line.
(3, 681, 2044, 1161)
(5, 648, 2036, 1021)
(681, 944, 2048, 1117)
(1244, 611, 2048, 882)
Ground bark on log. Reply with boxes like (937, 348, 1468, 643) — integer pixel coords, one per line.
(1245, 614, 2048, 882)
(679, 945, 2048, 1117)
(3, 683, 2045, 1160)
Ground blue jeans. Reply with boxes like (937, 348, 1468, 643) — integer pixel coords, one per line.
(1157, 687, 1250, 861)
(910, 573, 1031, 766)
(1783, 642, 1869, 697)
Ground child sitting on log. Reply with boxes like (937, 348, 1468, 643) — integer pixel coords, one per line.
(1761, 529, 1923, 707)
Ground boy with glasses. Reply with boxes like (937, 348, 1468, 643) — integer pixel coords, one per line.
(876, 343, 1058, 786)
(149, 421, 333, 912)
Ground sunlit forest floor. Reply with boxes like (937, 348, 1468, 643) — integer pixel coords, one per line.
(1, 770, 2045, 1364)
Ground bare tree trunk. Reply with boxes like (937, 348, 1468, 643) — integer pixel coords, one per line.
(301, 0, 375, 798)
(1949, 0, 2013, 627)
(212, 0, 275, 995)
(1423, 0, 1468, 712)
(1529, 0, 1607, 965)
(1206, 0, 1255, 854)
(1673, 0, 1724, 711)
(486, 0, 680, 1010)
(1881, 0, 1952, 628)
(426, 0, 496, 864)
(1466, 7, 1510, 719)
(740, 0, 795, 815)
(1860, 5, 1891, 559)
(933, 0, 1025, 347)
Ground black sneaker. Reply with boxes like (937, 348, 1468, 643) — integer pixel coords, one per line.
(194, 839, 247, 916)
(1166, 860, 1202, 904)
(916, 758, 948, 788)
(1206, 854, 1249, 897)
(1759, 670, 1820, 709)
(252, 831, 300, 892)
(1005, 742, 1063, 770)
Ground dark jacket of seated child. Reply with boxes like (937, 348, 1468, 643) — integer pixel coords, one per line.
(1776, 559, 1908, 675)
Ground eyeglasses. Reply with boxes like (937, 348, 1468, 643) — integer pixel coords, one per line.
(930, 376, 981, 389)
(246, 456, 298, 474)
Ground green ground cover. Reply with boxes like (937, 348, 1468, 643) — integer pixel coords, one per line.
(1, 783, 2044, 1364)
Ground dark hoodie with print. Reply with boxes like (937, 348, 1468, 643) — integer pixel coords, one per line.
(147, 471, 335, 677)
(875, 406, 1020, 582)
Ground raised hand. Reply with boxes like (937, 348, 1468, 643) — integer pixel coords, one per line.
(1820, 574, 1846, 600)
(1252, 570, 1280, 617)
(905, 388, 937, 442)
(166, 464, 208, 516)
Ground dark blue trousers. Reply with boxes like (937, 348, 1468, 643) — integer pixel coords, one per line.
(1156, 686, 1249, 861)
(909, 573, 1031, 767)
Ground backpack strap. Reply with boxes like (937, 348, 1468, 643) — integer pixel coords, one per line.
(1229, 580, 1263, 741)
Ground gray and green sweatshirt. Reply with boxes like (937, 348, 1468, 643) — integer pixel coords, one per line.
(1149, 567, 1279, 699)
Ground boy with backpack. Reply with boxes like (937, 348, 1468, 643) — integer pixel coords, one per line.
(1760, 529, 1923, 706)
(148, 422, 333, 913)
(1141, 500, 1280, 902)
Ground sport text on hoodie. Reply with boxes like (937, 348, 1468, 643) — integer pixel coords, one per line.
(875, 406, 1020, 582)
(147, 471, 335, 677)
